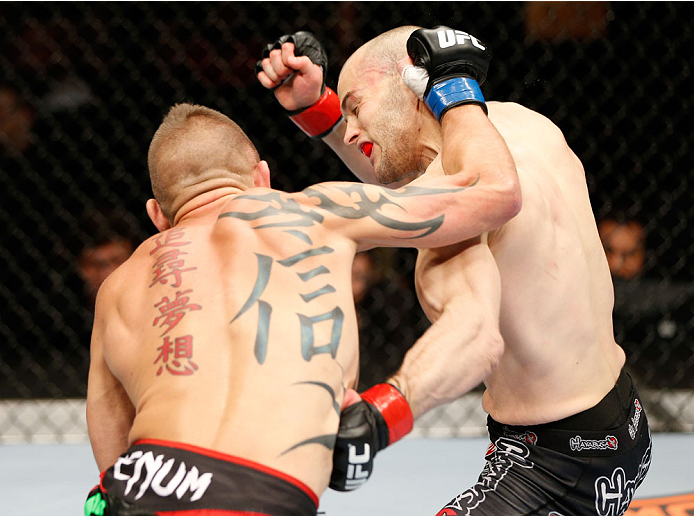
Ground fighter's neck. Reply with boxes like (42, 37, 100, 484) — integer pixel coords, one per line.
(173, 187, 244, 225)
(416, 117, 444, 172)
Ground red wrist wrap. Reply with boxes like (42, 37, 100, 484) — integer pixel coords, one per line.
(361, 383, 414, 445)
(289, 87, 343, 139)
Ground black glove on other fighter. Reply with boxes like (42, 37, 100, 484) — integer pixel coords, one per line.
(406, 26, 492, 120)
(330, 383, 413, 491)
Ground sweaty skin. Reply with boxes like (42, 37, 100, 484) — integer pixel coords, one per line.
(332, 46, 624, 424)
(86, 104, 519, 498)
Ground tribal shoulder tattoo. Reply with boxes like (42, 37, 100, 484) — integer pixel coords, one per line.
(219, 182, 469, 456)
(220, 182, 470, 239)
(220, 182, 468, 364)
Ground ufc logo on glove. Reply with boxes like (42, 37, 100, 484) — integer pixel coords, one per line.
(436, 29, 486, 51)
(345, 443, 372, 490)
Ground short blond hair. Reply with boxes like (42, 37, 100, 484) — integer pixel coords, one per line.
(148, 103, 260, 221)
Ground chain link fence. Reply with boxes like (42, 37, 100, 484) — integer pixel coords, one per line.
(1, 2, 693, 442)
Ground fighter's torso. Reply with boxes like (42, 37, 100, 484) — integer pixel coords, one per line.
(100, 189, 359, 495)
(416, 102, 625, 425)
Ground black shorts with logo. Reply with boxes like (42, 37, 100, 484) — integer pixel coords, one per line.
(436, 370, 652, 516)
(84, 439, 319, 516)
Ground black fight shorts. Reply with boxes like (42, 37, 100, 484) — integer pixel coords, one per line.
(436, 370, 652, 516)
(84, 439, 318, 516)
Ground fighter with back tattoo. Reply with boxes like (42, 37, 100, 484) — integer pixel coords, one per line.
(84, 97, 519, 515)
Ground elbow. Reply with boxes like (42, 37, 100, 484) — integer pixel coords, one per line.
(501, 178, 522, 221)
(453, 162, 521, 228)
(498, 160, 522, 215)
(489, 167, 522, 227)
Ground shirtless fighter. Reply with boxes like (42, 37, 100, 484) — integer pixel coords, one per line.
(257, 26, 652, 515)
(83, 97, 519, 515)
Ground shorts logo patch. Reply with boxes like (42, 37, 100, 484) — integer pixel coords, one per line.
(502, 427, 538, 445)
(84, 491, 107, 516)
(628, 399, 643, 440)
(594, 435, 652, 516)
(112, 450, 213, 502)
(485, 442, 496, 457)
(440, 438, 534, 515)
(569, 435, 619, 452)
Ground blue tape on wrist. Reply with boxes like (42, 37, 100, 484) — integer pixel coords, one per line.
(425, 78, 486, 120)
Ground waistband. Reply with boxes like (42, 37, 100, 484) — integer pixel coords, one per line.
(101, 439, 318, 514)
(137, 439, 318, 506)
(488, 370, 647, 457)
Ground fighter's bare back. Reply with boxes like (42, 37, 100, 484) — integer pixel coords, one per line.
(88, 143, 518, 496)
(92, 196, 356, 495)
(102, 211, 355, 495)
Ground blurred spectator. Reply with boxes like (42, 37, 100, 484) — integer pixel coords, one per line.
(10, 19, 95, 113)
(525, 1, 609, 42)
(77, 230, 135, 310)
(46, 208, 140, 397)
(598, 216, 646, 280)
(352, 251, 378, 306)
(0, 206, 140, 398)
(0, 85, 35, 155)
(598, 213, 694, 389)
(351, 249, 429, 390)
(72, 208, 140, 312)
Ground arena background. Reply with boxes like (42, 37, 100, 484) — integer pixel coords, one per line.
(1, 1, 693, 444)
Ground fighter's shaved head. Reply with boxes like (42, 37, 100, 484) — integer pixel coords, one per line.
(342, 25, 420, 81)
(337, 26, 434, 185)
(148, 103, 260, 222)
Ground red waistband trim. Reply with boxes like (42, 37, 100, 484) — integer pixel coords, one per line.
(133, 439, 319, 507)
(156, 511, 275, 516)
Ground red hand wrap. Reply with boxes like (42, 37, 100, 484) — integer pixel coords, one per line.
(361, 383, 414, 445)
(289, 87, 343, 139)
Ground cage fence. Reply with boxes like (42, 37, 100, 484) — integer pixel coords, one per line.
(1, 2, 693, 442)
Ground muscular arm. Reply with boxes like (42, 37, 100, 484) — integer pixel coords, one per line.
(388, 237, 504, 418)
(328, 236, 503, 491)
(440, 104, 517, 185)
(325, 101, 519, 201)
(86, 288, 135, 471)
(333, 104, 518, 250)
(257, 36, 519, 204)
(227, 108, 517, 254)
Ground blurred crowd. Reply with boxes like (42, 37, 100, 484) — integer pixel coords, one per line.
(1, 2, 693, 401)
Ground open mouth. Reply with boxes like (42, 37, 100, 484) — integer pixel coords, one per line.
(360, 142, 373, 158)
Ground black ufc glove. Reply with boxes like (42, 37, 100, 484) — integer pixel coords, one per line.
(330, 383, 413, 491)
(406, 26, 492, 120)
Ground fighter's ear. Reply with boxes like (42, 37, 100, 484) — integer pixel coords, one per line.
(146, 199, 171, 232)
(253, 160, 271, 188)
(399, 56, 428, 101)
(397, 55, 415, 76)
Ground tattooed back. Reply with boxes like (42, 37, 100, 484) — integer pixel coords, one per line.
(93, 190, 363, 496)
(89, 150, 520, 493)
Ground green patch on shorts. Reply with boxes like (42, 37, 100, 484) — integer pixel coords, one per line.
(84, 490, 107, 516)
